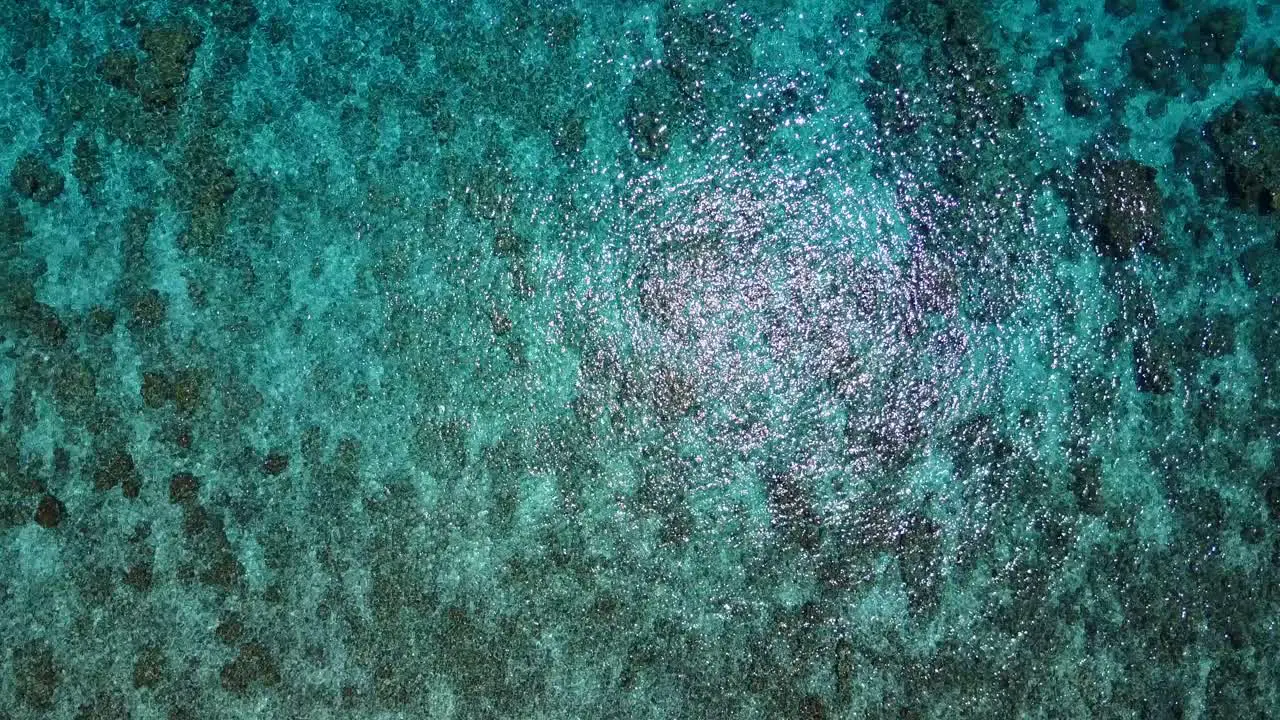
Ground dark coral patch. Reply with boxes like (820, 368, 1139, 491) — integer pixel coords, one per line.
(1080, 158, 1165, 258)
(1070, 457, 1104, 516)
(171, 423, 195, 450)
(93, 448, 140, 492)
(54, 357, 97, 417)
(492, 226, 525, 257)
(490, 310, 514, 336)
(123, 563, 153, 592)
(1264, 481, 1280, 521)
(1104, 0, 1135, 18)
(133, 646, 166, 689)
(182, 504, 213, 538)
(625, 69, 684, 162)
(129, 290, 168, 331)
(198, 549, 243, 590)
(10, 153, 65, 205)
(262, 451, 290, 476)
(72, 135, 105, 198)
(215, 616, 244, 645)
(98, 49, 141, 93)
(762, 468, 822, 551)
(1239, 244, 1279, 290)
(1133, 334, 1176, 394)
(138, 22, 203, 112)
(213, 0, 259, 32)
(172, 368, 204, 415)
(1062, 77, 1098, 118)
(53, 447, 70, 474)
(34, 494, 66, 528)
(122, 473, 143, 499)
(1206, 94, 1280, 214)
(13, 640, 59, 711)
(220, 642, 280, 695)
(1265, 45, 1280, 85)
(21, 302, 69, 347)
(87, 306, 116, 335)
(169, 472, 199, 504)
(650, 365, 698, 421)
(1184, 8, 1245, 66)
(174, 133, 239, 252)
(141, 370, 173, 408)
(1, 195, 28, 246)
(180, 502, 245, 591)
(1127, 30, 1182, 94)
(76, 692, 131, 719)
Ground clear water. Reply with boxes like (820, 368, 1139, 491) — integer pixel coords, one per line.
(1, 0, 1277, 717)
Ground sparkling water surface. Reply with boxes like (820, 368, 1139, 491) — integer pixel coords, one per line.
(1, 0, 1278, 717)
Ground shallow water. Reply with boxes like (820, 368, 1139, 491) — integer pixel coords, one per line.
(1, 0, 1277, 717)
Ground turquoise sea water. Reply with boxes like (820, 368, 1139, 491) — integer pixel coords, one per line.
(1, 0, 1278, 716)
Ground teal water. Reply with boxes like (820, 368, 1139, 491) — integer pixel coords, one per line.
(1, 0, 1277, 717)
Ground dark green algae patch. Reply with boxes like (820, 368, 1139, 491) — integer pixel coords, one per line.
(1, 0, 1279, 717)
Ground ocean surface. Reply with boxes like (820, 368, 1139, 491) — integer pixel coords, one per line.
(1, 0, 1277, 717)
